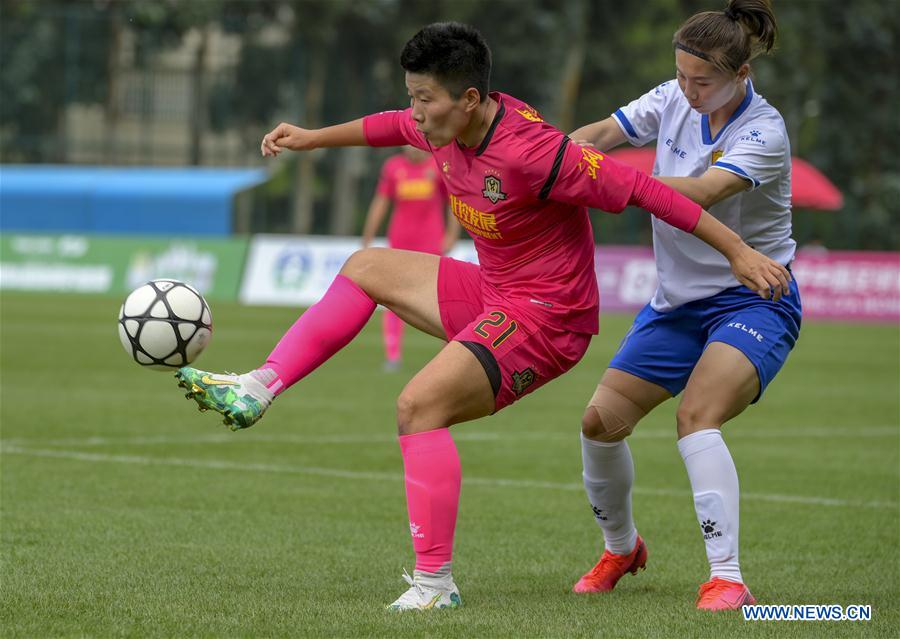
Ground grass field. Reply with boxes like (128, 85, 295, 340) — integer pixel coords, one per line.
(1, 291, 897, 638)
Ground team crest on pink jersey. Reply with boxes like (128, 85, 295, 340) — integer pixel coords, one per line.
(510, 368, 536, 395)
(482, 175, 508, 204)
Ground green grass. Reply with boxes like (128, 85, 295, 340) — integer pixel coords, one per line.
(2, 291, 898, 638)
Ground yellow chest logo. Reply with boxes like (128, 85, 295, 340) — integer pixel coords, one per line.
(449, 194, 502, 240)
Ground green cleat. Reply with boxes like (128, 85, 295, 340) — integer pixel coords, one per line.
(175, 367, 273, 430)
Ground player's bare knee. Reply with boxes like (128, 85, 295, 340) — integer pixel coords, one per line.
(675, 401, 722, 437)
(581, 385, 646, 442)
(340, 248, 385, 291)
(395, 387, 444, 435)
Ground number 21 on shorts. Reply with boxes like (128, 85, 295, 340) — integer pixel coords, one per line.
(474, 311, 518, 349)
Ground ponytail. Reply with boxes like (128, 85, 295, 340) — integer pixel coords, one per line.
(673, 0, 778, 73)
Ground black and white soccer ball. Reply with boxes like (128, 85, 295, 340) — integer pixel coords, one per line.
(118, 279, 212, 371)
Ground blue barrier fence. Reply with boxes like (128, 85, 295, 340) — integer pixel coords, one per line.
(0, 165, 267, 236)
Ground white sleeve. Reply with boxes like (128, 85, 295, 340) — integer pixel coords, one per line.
(712, 124, 788, 191)
(611, 80, 677, 147)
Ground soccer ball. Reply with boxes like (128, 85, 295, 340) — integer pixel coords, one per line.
(118, 279, 212, 370)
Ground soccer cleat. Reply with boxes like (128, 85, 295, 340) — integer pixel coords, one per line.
(175, 367, 272, 430)
(572, 535, 648, 593)
(696, 577, 756, 610)
(387, 568, 462, 612)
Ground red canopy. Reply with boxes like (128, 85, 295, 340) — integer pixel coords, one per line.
(607, 147, 843, 210)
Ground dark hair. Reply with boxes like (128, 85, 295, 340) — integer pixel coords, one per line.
(400, 22, 492, 102)
(673, 0, 778, 74)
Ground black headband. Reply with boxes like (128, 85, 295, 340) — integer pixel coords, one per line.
(674, 42, 711, 61)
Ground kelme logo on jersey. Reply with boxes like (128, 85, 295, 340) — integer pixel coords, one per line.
(738, 129, 767, 146)
(481, 175, 508, 204)
(510, 368, 536, 395)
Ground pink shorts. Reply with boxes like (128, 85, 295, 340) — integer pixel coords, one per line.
(437, 257, 592, 412)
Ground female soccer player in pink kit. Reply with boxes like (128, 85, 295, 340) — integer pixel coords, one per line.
(175, 22, 790, 611)
(362, 146, 457, 370)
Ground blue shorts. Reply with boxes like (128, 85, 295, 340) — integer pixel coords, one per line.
(609, 279, 802, 402)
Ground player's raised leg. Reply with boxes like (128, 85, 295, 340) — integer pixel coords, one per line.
(676, 342, 758, 610)
(573, 368, 670, 593)
(388, 341, 496, 611)
(177, 247, 445, 429)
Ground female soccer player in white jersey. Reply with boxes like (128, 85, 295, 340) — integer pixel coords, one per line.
(569, 0, 800, 610)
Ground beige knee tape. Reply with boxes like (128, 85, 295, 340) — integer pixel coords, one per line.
(586, 385, 647, 439)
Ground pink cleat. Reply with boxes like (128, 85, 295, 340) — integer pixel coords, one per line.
(573, 536, 648, 593)
(696, 577, 756, 610)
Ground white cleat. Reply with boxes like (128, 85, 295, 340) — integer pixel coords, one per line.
(387, 568, 462, 611)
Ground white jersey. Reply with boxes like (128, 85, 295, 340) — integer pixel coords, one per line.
(613, 79, 795, 311)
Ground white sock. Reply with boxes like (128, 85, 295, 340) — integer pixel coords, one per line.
(581, 434, 638, 555)
(249, 367, 282, 394)
(414, 562, 453, 587)
(677, 429, 743, 584)
(238, 371, 275, 403)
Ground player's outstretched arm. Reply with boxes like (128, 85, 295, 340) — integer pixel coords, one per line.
(691, 210, 791, 301)
(545, 143, 791, 301)
(261, 119, 367, 157)
(361, 194, 391, 249)
(657, 171, 749, 210)
(569, 117, 627, 152)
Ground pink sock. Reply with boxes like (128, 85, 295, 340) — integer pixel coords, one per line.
(399, 429, 461, 573)
(383, 311, 404, 363)
(260, 275, 375, 394)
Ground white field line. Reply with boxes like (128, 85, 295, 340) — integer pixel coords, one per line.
(1, 426, 897, 449)
(1, 444, 895, 511)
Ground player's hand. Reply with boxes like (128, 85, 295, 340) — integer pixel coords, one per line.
(729, 245, 792, 301)
(260, 123, 317, 157)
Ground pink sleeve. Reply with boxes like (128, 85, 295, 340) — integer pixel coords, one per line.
(628, 171, 701, 233)
(546, 142, 700, 232)
(363, 109, 429, 150)
(375, 158, 395, 198)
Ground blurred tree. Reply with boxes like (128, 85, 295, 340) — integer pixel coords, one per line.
(0, 0, 896, 249)
(123, 0, 225, 165)
(0, 0, 110, 161)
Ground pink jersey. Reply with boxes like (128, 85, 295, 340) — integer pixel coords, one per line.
(376, 154, 447, 253)
(364, 92, 701, 334)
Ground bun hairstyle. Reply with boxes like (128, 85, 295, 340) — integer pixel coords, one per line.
(673, 0, 778, 74)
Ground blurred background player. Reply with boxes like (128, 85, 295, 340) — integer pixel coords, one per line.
(175, 21, 791, 612)
(569, 0, 800, 611)
(361, 146, 457, 371)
